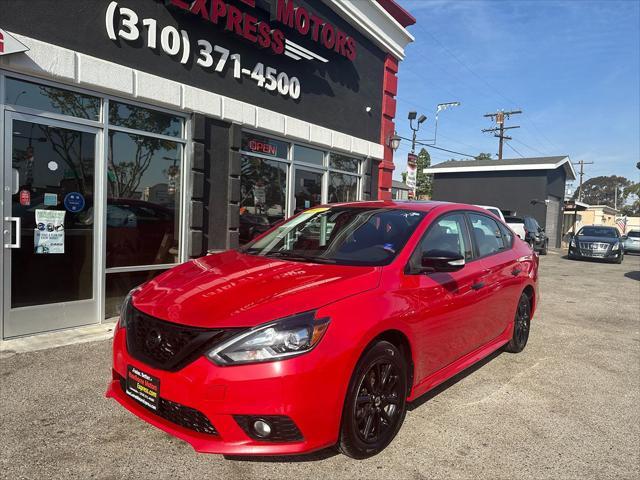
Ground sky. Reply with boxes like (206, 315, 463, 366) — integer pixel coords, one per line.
(392, 0, 640, 188)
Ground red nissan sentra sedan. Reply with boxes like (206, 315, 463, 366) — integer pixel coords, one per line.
(107, 201, 538, 458)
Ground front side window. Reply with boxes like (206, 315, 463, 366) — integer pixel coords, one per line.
(469, 213, 507, 257)
(244, 207, 425, 266)
(410, 214, 472, 269)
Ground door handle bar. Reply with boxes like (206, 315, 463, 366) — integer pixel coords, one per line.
(4, 216, 21, 249)
(471, 282, 484, 291)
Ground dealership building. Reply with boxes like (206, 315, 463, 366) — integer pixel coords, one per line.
(0, 0, 415, 339)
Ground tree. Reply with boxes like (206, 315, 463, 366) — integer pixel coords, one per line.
(414, 148, 432, 199)
(621, 183, 640, 216)
(571, 175, 633, 207)
(475, 153, 493, 161)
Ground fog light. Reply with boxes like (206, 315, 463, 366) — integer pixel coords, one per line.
(253, 419, 272, 438)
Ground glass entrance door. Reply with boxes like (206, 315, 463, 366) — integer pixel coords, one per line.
(293, 168, 323, 215)
(2, 112, 100, 338)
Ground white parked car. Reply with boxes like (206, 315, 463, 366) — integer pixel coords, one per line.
(475, 205, 505, 222)
(505, 216, 527, 240)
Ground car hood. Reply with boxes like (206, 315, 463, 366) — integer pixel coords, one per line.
(575, 236, 619, 244)
(131, 250, 381, 328)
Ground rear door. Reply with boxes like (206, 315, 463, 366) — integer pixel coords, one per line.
(467, 212, 519, 346)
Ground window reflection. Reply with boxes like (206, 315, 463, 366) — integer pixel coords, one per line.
(329, 172, 358, 203)
(10, 120, 95, 308)
(239, 155, 287, 245)
(106, 132, 180, 267)
(109, 101, 182, 138)
(294, 169, 323, 214)
(5, 77, 101, 121)
(294, 145, 324, 166)
(329, 153, 359, 173)
(105, 269, 166, 318)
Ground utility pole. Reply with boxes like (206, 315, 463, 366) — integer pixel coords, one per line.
(573, 160, 594, 202)
(482, 110, 522, 160)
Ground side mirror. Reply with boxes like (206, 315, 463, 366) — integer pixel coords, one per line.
(420, 250, 465, 273)
(621, 235, 628, 241)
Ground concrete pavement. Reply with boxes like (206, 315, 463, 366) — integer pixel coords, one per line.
(1, 252, 638, 479)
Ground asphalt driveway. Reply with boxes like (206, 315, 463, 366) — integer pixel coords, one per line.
(1, 252, 639, 479)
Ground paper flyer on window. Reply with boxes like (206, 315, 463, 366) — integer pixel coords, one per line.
(34, 209, 65, 254)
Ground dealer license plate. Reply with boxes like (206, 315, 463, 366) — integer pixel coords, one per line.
(126, 365, 160, 411)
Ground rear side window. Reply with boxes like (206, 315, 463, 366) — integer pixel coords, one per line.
(629, 231, 640, 238)
(468, 213, 507, 257)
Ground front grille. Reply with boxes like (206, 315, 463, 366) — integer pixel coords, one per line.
(234, 415, 304, 442)
(126, 306, 240, 371)
(119, 378, 217, 435)
(579, 242, 610, 251)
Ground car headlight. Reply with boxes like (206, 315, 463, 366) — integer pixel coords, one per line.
(612, 243, 619, 251)
(118, 287, 139, 330)
(570, 238, 576, 247)
(207, 311, 330, 366)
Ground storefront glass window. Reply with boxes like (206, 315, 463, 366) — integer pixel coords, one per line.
(5, 77, 101, 121)
(329, 172, 359, 203)
(329, 153, 359, 173)
(109, 101, 182, 138)
(294, 145, 324, 166)
(106, 131, 181, 268)
(240, 155, 287, 245)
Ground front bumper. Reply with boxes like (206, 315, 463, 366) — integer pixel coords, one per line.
(568, 245, 622, 260)
(106, 327, 348, 455)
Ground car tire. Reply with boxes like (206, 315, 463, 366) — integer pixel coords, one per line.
(338, 341, 408, 459)
(504, 292, 531, 353)
(540, 240, 548, 255)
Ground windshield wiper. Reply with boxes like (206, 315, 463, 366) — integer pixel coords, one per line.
(263, 251, 336, 264)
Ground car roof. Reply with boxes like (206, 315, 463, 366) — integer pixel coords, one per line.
(313, 200, 494, 215)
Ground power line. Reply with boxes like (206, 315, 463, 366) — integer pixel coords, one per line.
(505, 141, 525, 158)
(511, 137, 548, 156)
(411, 22, 561, 155)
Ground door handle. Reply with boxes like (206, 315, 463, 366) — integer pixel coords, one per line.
(471, 282, 484, 291)
(511, 268, 522, 276)
(4, 216, 21, 249)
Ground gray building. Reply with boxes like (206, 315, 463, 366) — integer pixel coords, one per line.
(424, 156, 576, 248)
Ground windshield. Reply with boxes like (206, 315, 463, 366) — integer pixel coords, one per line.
(242, 207, 426, 266)
(577, 227, 618, 238)
(628, 231, 640, 238)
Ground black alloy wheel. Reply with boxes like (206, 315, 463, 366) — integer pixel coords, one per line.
(338, 341, 407, 459)
(504, 292, 531, 353)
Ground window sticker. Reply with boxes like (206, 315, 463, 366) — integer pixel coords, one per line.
(64, 192, 85, 213)
(34, 209, 65, 254)
(44, 193, 58, 206)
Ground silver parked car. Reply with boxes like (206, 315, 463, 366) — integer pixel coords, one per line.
(623, 230, 640, 254)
